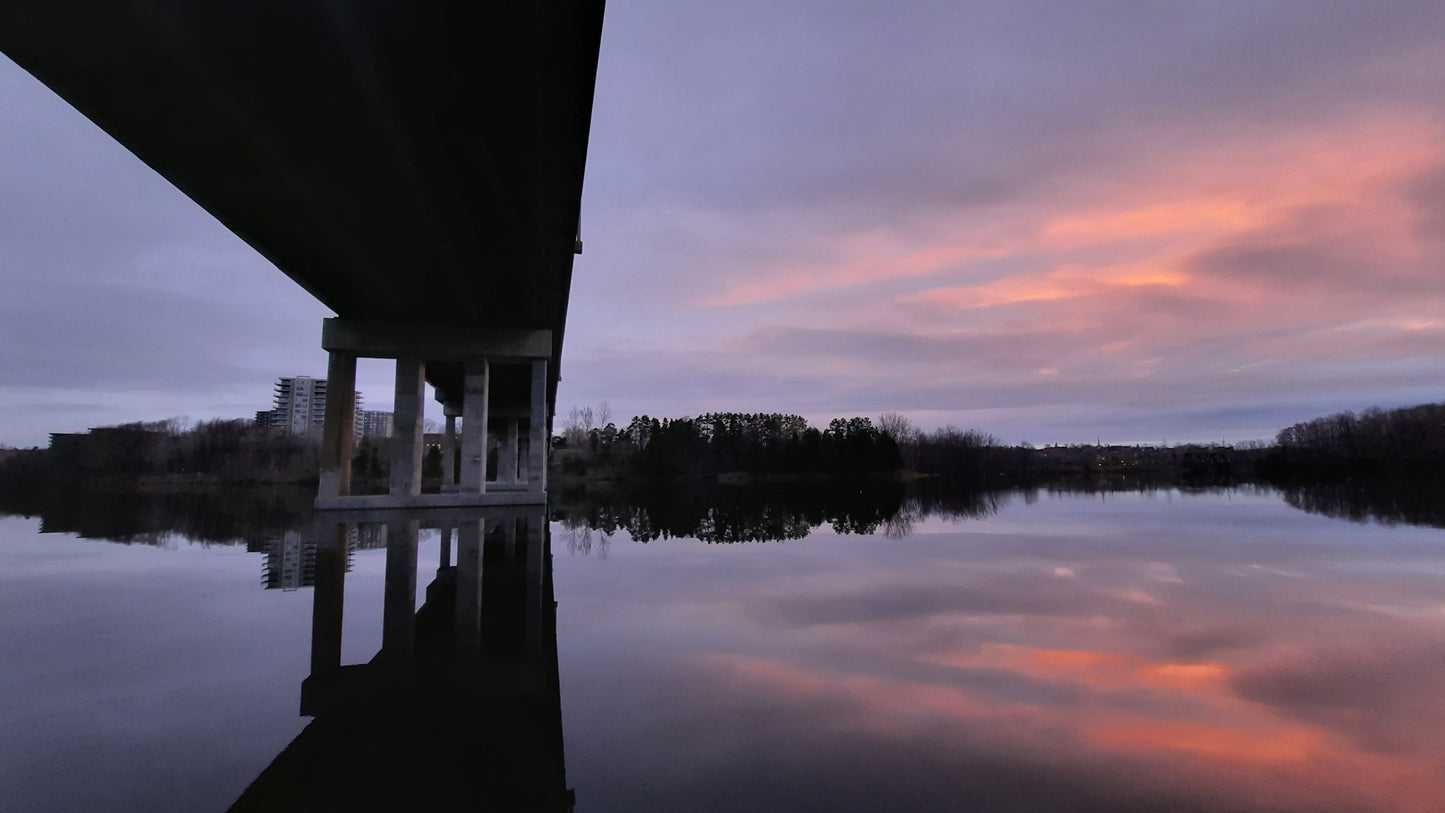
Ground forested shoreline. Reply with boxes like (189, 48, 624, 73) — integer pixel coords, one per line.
(1, 402, 1440, 502)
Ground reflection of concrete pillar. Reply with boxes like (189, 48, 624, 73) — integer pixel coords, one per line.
(503, 515, 517, 566)
(500, 419, 519, 484)
(439, 524, 453, 569)
(460, 359, 489, 492)
(317, 351, 357, 499)
(455, 517, 485, 660)
(390, 359, 426, 496)
(381, 520, 419, 667)
(309, 520, 347, 677)
(528, 359, 548, 492)
(524, 512, 544, 653)
(441, 412, 457, 487)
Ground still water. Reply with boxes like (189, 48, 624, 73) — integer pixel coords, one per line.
(2, 484, 1443, 812)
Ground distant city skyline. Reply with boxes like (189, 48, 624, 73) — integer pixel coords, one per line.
(2, 2, 1443, 448)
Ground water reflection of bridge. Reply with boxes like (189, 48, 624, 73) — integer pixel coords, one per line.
(230, 506, 572, 812)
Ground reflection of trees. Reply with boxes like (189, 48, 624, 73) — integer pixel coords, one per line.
(550, 480, 1011, 545)
(1278, 479, 1445, 529)
(560, 523, 611, 559)
(0, 485, 313, 545)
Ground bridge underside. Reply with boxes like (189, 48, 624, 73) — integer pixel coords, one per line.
(316, 318, 550, 509)
(0, 2, 606, 506)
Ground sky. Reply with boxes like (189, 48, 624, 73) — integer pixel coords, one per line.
(2, 1, 1443, 448)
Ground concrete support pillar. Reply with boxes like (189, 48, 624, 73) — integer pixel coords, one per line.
(381, 519, 419, 668)
(317, 351, 357, 499)
(454, 517, 485, 661)
(389, 359, 426, 496)
(528, 359, 548, 493)
(309, 520, 347, 678)
(441, 413, 457, 487)
(500, 419, 520, 484)
(459, 359, 490, 492)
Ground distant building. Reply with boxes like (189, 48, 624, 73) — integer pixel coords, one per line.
(358, 410, 394, 438)
(259, 376, 360, 438)
(273, 376, 328, 436)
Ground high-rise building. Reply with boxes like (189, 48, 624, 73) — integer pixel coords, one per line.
(257, 376, 361, 438)
(272, 376, 327, 436)
(358, 410, 394, 438)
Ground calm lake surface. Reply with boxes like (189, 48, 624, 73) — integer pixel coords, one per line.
(2, 484, 1443, 812)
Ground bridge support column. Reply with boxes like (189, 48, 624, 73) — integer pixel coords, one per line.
(441, 411, 458, 488)
(499, 418, 519, 485)
(459, 359, 490, 493)
(390, 359, 426, 497)
(528, 359, 548, 493)
(318, 351, 356, 499)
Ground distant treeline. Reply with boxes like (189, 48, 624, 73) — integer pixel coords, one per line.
(556, 412, 904, 477)
(1260, 403, 1445, 480)
(553, 409, 1223, 483)
(6, 401, 1442, 496)
(0, 419, 318, 493)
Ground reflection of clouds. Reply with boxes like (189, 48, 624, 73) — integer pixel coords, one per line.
(689, 528, 1445, 812)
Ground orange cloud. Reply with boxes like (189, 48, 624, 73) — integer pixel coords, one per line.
(694, 116, 1445, 332)
(930, 643, 1230, 694)
(1088, 720, 1321, 764)
(902, 263, 1189, 310)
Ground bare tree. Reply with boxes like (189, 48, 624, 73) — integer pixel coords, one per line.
(877, 412, 913, 439)
(597, 401, 612, 428)
(878, 411, 920, 469)
(563, 406, 590, 446)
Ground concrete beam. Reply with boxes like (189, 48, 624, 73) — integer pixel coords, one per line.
(322, 318, 552, 361)
(314, 491, 546, 511)
(309, 502, 543, 526)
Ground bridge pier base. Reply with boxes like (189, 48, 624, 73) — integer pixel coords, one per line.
(313, 318, 552, 510)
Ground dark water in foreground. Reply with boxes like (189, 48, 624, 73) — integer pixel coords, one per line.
(2, 484, 1444, 812)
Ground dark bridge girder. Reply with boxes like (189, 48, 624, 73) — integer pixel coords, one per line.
(0, 0, 606, 409)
